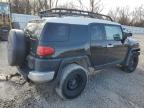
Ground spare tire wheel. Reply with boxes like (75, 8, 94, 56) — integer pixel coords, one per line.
(7, 29, 26, 66)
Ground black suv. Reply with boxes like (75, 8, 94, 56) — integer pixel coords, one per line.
(7, 8, 140, 99)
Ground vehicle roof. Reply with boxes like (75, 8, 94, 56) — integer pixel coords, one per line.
(42, 16, 121, 26)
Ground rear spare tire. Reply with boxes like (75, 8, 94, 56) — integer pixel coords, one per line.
(7, 29, 26, 66)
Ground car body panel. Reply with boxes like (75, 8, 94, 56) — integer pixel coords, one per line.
(18, 17, 140, 83)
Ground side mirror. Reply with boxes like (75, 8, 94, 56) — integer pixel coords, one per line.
(123, 32, 132, 39)
(124, 33, 132, 37)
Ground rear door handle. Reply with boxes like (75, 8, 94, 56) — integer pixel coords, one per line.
(106, 44, 114, 48)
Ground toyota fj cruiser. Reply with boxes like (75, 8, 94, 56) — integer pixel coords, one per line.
(7, 8, 140, 99)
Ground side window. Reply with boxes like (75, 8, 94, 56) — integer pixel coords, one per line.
(90, 24, 106, 41)
(42, 23, 69, 42)
(105, 25, 123, 41)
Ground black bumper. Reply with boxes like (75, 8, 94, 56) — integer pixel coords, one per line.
(18, 55, 61, 83)
(27, 55, 61, 72)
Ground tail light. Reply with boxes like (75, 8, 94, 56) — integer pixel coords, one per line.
(37, 46, 55, 56)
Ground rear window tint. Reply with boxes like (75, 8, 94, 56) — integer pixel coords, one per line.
(42, 23, 69, 42)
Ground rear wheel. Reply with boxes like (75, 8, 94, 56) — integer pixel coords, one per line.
(121, 53, 139, 73)
(56, 64, 88, 99)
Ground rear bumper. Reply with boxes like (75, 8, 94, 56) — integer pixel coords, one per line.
(27, 55, 61, 72)
(23, 55, 61, 83)
(17, 55, 61, 83)
(28, 71, 55, 83)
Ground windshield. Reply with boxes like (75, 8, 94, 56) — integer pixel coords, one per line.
(0, 3, 10, 14)
(25, 20, 45, 39)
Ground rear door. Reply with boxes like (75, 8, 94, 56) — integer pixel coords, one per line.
(90, 23, 108, 66)
(104, 24, 128, 64)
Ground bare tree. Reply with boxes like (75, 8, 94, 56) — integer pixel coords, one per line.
(77, 0, 86, 10)
(11, 0, 27, 14)
(108, 6, 144, 27)
(38, 0, 44, 10)
(118, 7, 130, 25)
(58, 2, 77, 9)
(11, 0, 60, 14)
(107, 10, 119, 21)
(25, 0, 31, 14)
(131, 5, 144, 26)
(46, 0, 60, 9)
(77, 0, 103, 13)
(55, 0, 59, 8)
(108, 7, 131, 25)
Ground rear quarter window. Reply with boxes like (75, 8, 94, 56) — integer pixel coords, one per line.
(24, 20, 45, 39)
(41, 23, 69, 42)
(90, 24, 106, 41)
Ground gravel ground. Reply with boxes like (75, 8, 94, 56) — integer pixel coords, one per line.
(0, 35, 144, 108)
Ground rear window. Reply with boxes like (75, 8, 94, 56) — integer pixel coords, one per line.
(25, 20, 44, 39)
(41, 23, 69, 42)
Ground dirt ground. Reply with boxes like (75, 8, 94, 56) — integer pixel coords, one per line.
(0, 35, 144, 108)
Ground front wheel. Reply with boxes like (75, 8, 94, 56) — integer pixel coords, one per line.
(121, 53, 139, 73)
(56, 64, 88, 99)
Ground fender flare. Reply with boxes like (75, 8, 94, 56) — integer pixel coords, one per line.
(125, 48, 140, 66)
(54, 55, 91, 84)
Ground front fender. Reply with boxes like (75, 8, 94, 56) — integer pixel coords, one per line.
(126, 37, 139, 48)
(125, 48, 140, 66)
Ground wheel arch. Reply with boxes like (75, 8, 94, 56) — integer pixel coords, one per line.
(124, 48, 140, 66)
(54, 55, 91, 84)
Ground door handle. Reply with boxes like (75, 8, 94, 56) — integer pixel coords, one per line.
(106, 44, 114, 48)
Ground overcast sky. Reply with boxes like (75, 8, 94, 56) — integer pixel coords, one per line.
(59, 0, 144, 14)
